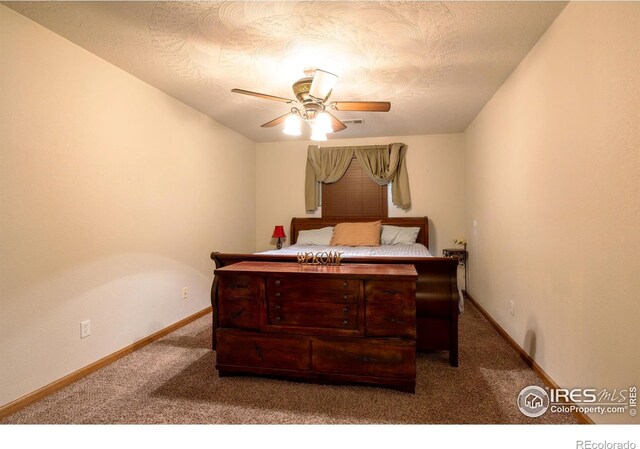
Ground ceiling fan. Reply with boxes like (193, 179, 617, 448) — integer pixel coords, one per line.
(231, 68, 391, 141)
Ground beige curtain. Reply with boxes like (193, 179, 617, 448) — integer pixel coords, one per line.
(305, 143, 411, 211)
(305, 146, 355, 211)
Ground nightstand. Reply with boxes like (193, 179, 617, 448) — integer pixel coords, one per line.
(443, 248, 467, 293)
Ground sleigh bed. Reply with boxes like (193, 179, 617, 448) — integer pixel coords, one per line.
(211, 216, 460, 366)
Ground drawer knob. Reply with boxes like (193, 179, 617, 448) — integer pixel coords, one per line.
(275, 305, 281, 310)
(343, 294, 348, 300)
(275, 280, 281, 287)
(275, 292, 281, 297)
(343, 320, 348, 326)
(342, 307, 348, 313)
(253, 342, 264, 360)
(276, 316, 282, 321)
(343, 281, 348, 288)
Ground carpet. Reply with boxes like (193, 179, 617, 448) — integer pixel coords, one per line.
(1, 301, 578, 424)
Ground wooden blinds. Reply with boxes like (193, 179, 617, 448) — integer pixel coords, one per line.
(321, 157, 388, 218)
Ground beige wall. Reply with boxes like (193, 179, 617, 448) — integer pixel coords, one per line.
(464, 2, 640, 424)
(255, 134, 465, 257)
(0, 6, 255, 407)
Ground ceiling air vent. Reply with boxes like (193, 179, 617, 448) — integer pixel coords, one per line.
(341, 119, 365, 125)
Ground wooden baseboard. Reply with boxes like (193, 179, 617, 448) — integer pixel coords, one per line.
(0, 306, 212, 420)
(464, 293, 594, 424)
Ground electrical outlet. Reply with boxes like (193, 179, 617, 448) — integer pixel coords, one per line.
(182, 287, 189, 300)
(509, 301, 515, 316)
(80, 320, 91, 339)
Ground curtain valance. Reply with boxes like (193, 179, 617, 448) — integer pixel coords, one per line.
(305, 143, 411, 211)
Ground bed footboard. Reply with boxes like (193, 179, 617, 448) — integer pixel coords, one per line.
(210, 252, 459, 366)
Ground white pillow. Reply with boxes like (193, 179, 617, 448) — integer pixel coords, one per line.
(381, 225, 420, 245)
(296, 227, 334, 245)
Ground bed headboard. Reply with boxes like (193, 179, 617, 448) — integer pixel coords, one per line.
(290, 216, 429, 247)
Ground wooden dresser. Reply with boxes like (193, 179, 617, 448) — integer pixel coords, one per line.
(213, 261, 418, 392)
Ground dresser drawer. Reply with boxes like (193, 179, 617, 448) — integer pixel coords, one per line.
(268, 301, 358, 330)
(219, 274, 261, 299)
(365, 280, 415, 305)
(218, 298, 261, 329)
(365, 302, 416, 339)
(216, 331, 311, 371)
(268, 277, 359, 303)
(312, 339, 415, 379)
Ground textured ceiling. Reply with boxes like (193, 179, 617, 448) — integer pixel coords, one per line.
(5, 1, 567, 142)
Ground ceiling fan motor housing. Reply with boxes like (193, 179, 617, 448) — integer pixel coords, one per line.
(292, 77, 313, 102)
(293, 76, 327, 119)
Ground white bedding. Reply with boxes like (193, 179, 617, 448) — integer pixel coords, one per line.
(258, 243, 432, 258)
(257, 243, 464, 313)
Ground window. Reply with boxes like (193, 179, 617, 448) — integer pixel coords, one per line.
(321, 157, 388, 218)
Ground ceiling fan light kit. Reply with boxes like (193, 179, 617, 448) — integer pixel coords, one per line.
(309, 125, 328, 142)
(283, 113, 302, 136)
(315, 112, 333, 134)
(283, 109, 333, 140)
(232, 68, 391, 142)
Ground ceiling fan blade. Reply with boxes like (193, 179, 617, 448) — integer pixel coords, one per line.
(309, 69, 338, 100)
(332, 101, 391, 112)
(232, 88, 295, 103)
(260, 113, 290, 128)
(327, 112, 347, 132)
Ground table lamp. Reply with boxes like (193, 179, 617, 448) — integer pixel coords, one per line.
(272, 225, 286, 250)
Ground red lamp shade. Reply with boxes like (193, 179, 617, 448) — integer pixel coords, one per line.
(272, 225, 286, 239)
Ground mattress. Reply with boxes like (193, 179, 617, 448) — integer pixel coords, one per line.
(257, 243, 432, 258)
